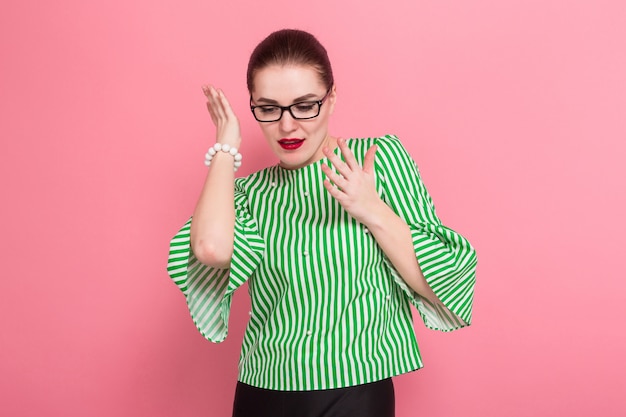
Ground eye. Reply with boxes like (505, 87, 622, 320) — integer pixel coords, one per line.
(293, 103, 316, 112)
(258, 106, 280, 115)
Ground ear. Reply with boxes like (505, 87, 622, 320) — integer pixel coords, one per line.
(327, 84, 337, 115)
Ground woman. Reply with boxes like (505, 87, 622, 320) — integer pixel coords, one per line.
(167, 29, 477, 417)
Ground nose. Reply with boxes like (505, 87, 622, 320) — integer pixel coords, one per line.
(278, 109, 297, 132)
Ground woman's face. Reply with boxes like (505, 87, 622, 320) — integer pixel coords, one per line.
(251, 64, 337, 170)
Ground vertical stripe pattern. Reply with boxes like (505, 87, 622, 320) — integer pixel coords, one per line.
(167, 135, 477, 391)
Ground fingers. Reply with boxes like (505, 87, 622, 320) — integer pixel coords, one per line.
(202, 85, 239, 127)
(323, 142, 350, 178)
(337, 138, 360, 171)
(362, 145, 378, 174)
(201, 85, 242, 147)
(202, 85, 217, 122)
(219, 90, 236, 119)
(203, 85, 222, 123)
(203, 85, 229, 116)
(323, 138, 356, 176)
(321, 163, 348, 190)
(323, 179, 345, 201)
(323, 138, 377, 178)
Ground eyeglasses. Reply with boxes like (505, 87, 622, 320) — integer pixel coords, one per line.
(250, 88, 332, 122)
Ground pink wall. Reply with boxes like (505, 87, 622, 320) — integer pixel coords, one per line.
(1, 1, 625, 416)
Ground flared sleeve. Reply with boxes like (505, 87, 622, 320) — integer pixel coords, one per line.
(166, 182, 265, 342)
(375, 135, 477, 331)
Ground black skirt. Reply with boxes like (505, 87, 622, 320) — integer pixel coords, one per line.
(232, 378, 395, 417)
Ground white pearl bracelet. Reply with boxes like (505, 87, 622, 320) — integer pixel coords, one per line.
(204, 143, 243, 171)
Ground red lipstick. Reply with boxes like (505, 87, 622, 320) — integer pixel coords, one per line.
(278, 138, 305, 150)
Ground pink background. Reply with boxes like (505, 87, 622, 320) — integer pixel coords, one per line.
(1, 0, 625, 416)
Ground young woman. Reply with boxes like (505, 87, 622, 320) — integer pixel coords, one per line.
(167, 29, 477, 417)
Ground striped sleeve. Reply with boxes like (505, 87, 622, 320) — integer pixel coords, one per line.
(375, 134, 477, 331)
(166, 184, 265, 343)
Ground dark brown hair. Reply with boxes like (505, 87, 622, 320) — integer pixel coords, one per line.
(246, 29, 334, 93)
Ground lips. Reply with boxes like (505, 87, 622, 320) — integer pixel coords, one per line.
(278, 138, 305, 150)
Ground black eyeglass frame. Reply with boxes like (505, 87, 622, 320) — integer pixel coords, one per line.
(249, 88, 333, 123)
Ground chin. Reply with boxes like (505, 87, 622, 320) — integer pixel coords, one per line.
(278, 154, 309, 170)
(278, 159, 303, 170)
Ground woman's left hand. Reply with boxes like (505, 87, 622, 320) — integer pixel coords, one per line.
(321, 138, 385, 225)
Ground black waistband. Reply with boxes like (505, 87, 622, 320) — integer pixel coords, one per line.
(232, 378, 395, 417)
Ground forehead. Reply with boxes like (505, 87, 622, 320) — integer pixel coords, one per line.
(252, 65, 326, 101)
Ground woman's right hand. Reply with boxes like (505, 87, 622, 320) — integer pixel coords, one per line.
(202, 85, 242, 149)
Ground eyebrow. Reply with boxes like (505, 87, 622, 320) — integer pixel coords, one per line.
(254, 93, 320, 105)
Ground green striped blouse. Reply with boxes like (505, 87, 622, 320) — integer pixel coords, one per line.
(167, 135, 477, 391)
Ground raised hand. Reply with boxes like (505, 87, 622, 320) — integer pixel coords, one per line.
(202, 85, 242, 149)
(321, 138, 385, 225)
